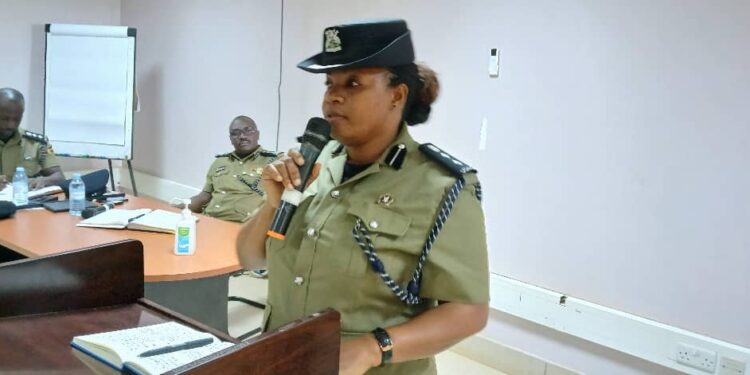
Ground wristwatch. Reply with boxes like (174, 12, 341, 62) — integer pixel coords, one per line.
(371, 327, 393, 366)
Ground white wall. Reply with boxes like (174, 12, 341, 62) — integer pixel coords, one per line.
(120, 0, 282, 189)
(0, 0, 121, 171)
(476, 0, 750, 350)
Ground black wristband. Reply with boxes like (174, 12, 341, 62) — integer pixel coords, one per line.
(372, 327, 393, 366)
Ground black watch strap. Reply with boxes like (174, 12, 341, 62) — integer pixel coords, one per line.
(372, 327, 393, 366)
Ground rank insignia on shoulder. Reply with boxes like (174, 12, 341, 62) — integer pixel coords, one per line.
(22, 130, 48, 144)
(260, 150, 280, 158)
(215, 166, 226, 173)
(215, 152, 231, 158)
(419, 143, 476, 176)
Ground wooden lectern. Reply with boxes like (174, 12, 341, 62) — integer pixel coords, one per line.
(0, 240, 340, 374)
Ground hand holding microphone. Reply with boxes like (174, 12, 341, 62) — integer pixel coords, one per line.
(266, 118, 331, 240)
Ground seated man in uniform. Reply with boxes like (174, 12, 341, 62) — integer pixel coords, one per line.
(187, 115, 279, 277)
(0, 88, 65, 190)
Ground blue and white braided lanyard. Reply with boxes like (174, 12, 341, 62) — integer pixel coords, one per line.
(352, 178, 482, 305)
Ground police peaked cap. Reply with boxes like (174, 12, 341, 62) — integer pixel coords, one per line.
(59, 169, 110, 197)
(297, 19, 415, 73)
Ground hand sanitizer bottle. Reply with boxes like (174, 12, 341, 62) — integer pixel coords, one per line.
(174, 199, 196, 255)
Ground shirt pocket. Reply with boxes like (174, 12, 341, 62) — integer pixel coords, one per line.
(345, 202, 412, 277)
(20, 153, 41, 177)
(210, 168, 230, 188)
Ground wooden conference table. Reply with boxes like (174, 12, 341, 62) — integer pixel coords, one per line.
(0, 195, 243, 332)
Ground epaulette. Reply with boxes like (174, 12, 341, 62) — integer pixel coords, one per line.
(419, 143, 476, 177)
(22, 130, 47, 144)
(260, 150, 280, 158)
(215, 152, 232, 158)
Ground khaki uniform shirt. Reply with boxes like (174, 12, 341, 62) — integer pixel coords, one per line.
(0, 128, 60, 180)
(202, 147, 279, 222)
(264, 126, 490, 375)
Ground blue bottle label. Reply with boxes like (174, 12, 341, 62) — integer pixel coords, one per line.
(177, 227, 190, 253)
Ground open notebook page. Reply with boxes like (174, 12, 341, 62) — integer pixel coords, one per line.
(77, 208, 152, 229)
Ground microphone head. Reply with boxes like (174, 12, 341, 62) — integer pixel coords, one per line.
(302, 117, 331, 149)
(0, 201, 17, 220)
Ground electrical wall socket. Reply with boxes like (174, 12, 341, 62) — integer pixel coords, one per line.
(676, 342, 717, 373)
(719, 357, 746, 375)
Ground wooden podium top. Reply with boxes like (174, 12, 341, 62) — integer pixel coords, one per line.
(0, 241, 340, 374)
(0, 195, 242, 281)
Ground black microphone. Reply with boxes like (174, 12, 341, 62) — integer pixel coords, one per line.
(267, 117, 331, 240)
(81, 202, 116, 219)
(0, 201, 17, 220)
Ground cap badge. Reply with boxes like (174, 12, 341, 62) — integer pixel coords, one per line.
(324, 29, 342, 52)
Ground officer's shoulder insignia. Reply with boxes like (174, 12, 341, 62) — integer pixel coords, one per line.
(215, 152, 231, 158)
(22, 130, 47, 144)
(260, 150, 280, 158)
(419, 143, 476, 177)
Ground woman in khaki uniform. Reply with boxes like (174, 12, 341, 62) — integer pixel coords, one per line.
(237, 19, 489, 375)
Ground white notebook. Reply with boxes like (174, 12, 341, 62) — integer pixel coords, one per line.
(76, 208, 193, 233)
(71, 321, 233, 375)
(0, 184, 63, 202)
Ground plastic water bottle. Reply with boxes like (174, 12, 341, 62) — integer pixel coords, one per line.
(12, 167, 28, 206)
(69, 173, 86, 216)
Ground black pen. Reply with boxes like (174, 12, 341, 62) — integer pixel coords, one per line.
(137, 337, 213, 358)
(127, 212, 148, 223)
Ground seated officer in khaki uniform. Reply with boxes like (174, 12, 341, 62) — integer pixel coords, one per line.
(237, 19, 489, 375)
(187, 115, 280, 223)
(0, 88, 65, 190)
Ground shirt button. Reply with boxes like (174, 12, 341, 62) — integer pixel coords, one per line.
(215, 205, 221, 208)
(220, 191, 226, 194)
(239, 161, 244, 165)
(242, 171, 247, 175)
(293, 276, 304, 285)
(307, 228, 317, 238)
(233, 174, 237, 178)
(369, 220, 379, 229)
(330, 190, 340, 199)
